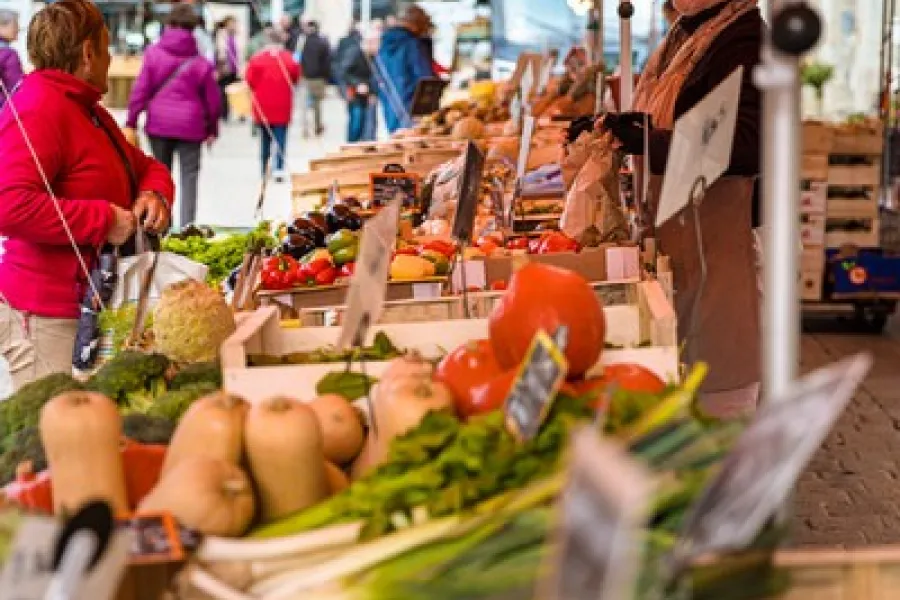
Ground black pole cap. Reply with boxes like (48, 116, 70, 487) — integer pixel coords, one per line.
(772, 3, 822, 56)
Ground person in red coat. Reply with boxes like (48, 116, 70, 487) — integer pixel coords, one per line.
(0, 0, 174, 390)
(245, 28, 301, 183)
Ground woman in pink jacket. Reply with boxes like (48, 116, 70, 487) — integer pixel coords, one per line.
(0, 0, 174, 389)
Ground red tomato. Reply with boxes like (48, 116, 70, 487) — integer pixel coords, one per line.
(537, 232, 579, 254)
(423, 240, 457, 258)
(395, 247, 420, 256)
(490, 280, 508, 291)
(315, 267, 339, 286)
(306, 258, 333, 276)
(462, 369, 518, 419)
(489, 262, 606, 379)
(435, 340, 503, 418)
(599, 364, 666, 394)
(505, 237, 530, 251)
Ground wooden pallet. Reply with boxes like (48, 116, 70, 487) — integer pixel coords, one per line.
(775, 547, 900, 600)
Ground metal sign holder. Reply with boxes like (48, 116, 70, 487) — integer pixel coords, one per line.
(618, 1, 635, 112)
(754, 1, 822, 402)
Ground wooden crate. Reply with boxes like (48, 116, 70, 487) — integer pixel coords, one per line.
(800, 181, 828, 215)
(827, 197, 880, 219)
(801, 213, 826, 246)
(800, 249, 825, 301)
(221, 280, 679, 403)
(828, 163, 881, 187)
(255, 278, 446, 316)
(825, 217, 880, 248)
(802, 155, 830, 181)
(831, 123, 885, 155)
(308, 151, 405, 172)
(802, 122, 834, 154)
(775, 547, 900, 600)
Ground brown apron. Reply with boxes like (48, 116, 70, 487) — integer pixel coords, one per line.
(636, 0, 761, 392)
(647, 175, 760, 392)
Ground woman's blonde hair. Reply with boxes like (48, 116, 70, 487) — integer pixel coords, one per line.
(27, 0, 105, 74)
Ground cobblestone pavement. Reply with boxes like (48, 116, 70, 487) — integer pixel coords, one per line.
(793, 317, 900, 548)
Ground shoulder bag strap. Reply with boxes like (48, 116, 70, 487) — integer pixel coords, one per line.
(147, 56, 200, 105)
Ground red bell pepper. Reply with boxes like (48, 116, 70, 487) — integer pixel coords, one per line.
(422, 240, 457, 259)
(3, 462, 53, 514)
(339, 262, 356, 277)
(537, 232, 579, 254)
(315, 267, 339, 286)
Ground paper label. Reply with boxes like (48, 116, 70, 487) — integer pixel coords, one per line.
(504, 327, 569, 442)
(339, 198, 401, 349)
(544, 428, 652, 600)
(656, 66, 744, 228)
(670, 353, 873, 572)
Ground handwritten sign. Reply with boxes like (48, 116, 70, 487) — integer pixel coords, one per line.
(668, 353, 872, 574)
(656, 66, 743, 228)
(504, 327, 568, 442)
(543, 428, 652, 600)
(451, 141, 486, 243)
(410, 78, 449, 117)
(339, 198, 402, 350)
(369, 165, 420, 210)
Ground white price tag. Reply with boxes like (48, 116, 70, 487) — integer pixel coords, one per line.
(339, 198, 401, 349)
(0, 516, 129, 600)
(544, 428, 653, 600)
(538, 54, 554, 94)
(516, 115, 536, 181)
(671, 353, 872, 570)
(520, 61, 535, 107)
(656, 67, 744, 228)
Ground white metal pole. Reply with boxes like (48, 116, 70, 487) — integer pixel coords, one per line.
(618, 1, 634, 111)
(754, 0, 821, 403)
(271, 0, 284, 24)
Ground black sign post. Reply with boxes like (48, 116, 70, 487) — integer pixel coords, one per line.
(451, 141, 486, 319)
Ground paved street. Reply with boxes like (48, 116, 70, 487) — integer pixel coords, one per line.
(121, 93, 900, 549)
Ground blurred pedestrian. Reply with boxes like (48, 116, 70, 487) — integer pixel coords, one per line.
(333, 21, 361, 95)
(377, 4, 435, 133)
(339, 28, 378, 142)
(126, 3, 221, 229)
(0, 9, 23, 108)
(299, 20, 330, 136)
(278, 14, 301, 53)
(246, 28, 301, 182)
(246, 21, 272, 60)
(214, 16, 241, 122)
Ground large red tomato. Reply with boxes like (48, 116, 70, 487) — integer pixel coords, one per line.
(489, 263, 605, 379)
(599, 364, 666, 394)
(460, 369, 518, 419)
(434, 340, 503, 416)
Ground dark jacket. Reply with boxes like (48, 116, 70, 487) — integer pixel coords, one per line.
(0, 41, 23, 109)
(376, 26, 435, 132)
(340, 41, 376, 102)
(647, 4, 763, 184)
(333, 30, 362, 85)
(301, 32, 332, 80)
(126, 28, 222, 142)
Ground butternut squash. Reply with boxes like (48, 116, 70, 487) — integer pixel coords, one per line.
(139, 456, 255, 537)
(308, 394, 365, 465)
(244, 397, 330, 523)
(40, 391, 128, 515)
(351, 375, 455, 480)
(162, 392, 248, 476)
(324, 462, 349, 495)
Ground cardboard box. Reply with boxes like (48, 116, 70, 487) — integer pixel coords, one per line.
(800, 181, 827, 215)
(800, 214, 826, 246)
(482, 247, 613, 287)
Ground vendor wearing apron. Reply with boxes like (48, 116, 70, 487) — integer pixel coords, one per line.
(601, 0, 764, 418)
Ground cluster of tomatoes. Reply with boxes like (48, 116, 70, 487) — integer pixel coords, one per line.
(475, 231, 580, 257)
(260, 255, 355, 291)
(434, 262, 664, 419)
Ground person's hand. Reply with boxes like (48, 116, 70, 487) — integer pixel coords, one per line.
(132, 191, 171, 235)
(122, 127, 140, 148)
(357, 83, 369, 95)
(598, 112, 653, 154)
(107, 204, 137, 245)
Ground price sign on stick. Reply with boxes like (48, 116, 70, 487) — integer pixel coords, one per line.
(595, 69, 606, 115)
(451, 141, 486, 242)
(516, 115, 537, 182)
(543, 428, 653, 600)
(520, 61, 535, 110)
(538, 53, 554, 95)
(668, 353, 873, 575)
(504, 327, 568, 442)
(339, 197, 401, 350)
(656, 66, 744, 228)
(510, 92, 522, 129)
(410, 78, 449, 117)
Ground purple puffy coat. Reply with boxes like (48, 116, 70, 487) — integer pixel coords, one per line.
(126, 28, 222, 142)
(0, 42, 24, 109)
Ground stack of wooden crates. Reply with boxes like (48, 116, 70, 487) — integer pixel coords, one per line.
(800, 121, 884, 301)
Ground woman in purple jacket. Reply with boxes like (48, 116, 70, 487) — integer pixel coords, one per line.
(0, 9, 23, 108)
(126, 4, 221, 229)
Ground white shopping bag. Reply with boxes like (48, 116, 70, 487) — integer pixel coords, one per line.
(110, 252, 208, 309)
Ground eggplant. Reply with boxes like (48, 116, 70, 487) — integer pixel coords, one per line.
(288, 217, 326, 247)
(325, 205, 363, 233)
(281, 234, 316, 260)
(226, 266, 241, 292)
(341, 196, 362, 209)
(303, 211, 328, 232)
